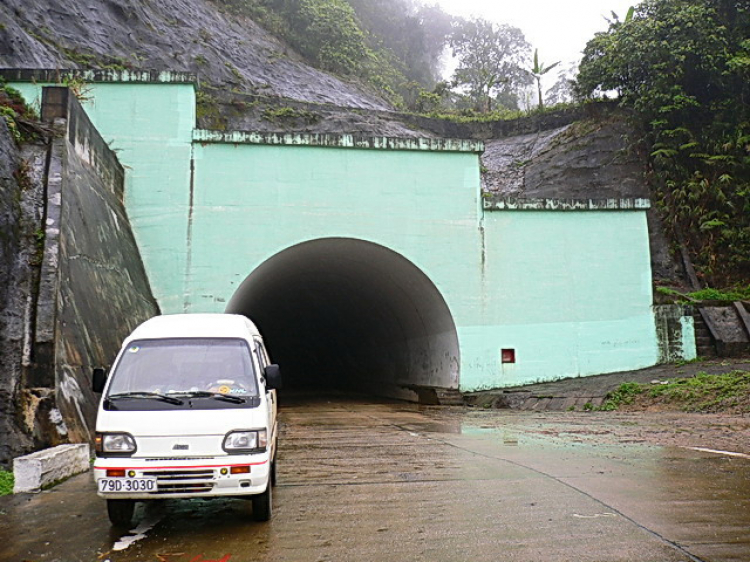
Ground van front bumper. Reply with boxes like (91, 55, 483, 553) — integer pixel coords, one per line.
(93, 455, 270, 500)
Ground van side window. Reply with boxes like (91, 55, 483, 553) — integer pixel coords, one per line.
(254, 339, 268, 372)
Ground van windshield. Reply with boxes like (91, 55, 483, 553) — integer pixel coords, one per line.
(107, 338, 259, 401)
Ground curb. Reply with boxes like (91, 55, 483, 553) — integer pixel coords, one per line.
(13, 444, 90, 493)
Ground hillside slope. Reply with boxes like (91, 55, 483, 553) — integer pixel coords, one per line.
(0, 0, 388, 109)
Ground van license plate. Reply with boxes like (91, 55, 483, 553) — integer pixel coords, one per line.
(98, 478, 157, 493)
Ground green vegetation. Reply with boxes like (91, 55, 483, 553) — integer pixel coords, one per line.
(656, 285, 750, 302)
(449, 18, 531, 112)
(208, 0, 580, 113)
(60, 76, 92, 103)
(0, 469, 13, 496)
(262, 106, 319, 125)
(0, 81, 38, 143)
(599, 371, 750, 412)
(61, 48, 133, 72)
(418, 100, 579, 125)
(576, 0, 750, 285)
(61, 47, 100, 67)
(212, 0, 452, 107)
(529, 49, 560, 110)
(687, 286, 750, 302)
(224, 61, 245, 83)
(598, 382, 644, 410)
(195, 88, 225, 129)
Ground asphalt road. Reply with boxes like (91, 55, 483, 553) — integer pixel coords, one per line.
(2, 393, 749, 562)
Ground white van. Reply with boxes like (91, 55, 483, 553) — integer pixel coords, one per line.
(91, 314, 281, 527)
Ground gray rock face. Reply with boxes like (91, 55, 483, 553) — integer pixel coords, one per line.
(204, 97, 434, 138)
(0, 119, 22, 466)
(0, 119, 38, 465)
(0, 119, 20, 326)
(482, 126, 571, 195)
(0, 0, 389, 109)
(482, 119, 649, 199)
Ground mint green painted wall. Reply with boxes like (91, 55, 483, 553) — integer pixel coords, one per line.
(10, 80, 693, 391)
(188, 143, 482, 318)
(12, 82, 195, 312)
(459, 211, 659, 390)
(189, 144, 662, 391)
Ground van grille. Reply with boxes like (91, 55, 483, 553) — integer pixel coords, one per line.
(141, 468, 216, 495)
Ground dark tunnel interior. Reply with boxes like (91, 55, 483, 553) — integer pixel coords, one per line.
(225, 238, 459, 400)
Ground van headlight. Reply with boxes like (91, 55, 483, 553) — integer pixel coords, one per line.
(223, 430, 267, 453)
(95, 432, 137, 454)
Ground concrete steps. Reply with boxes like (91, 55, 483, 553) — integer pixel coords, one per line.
(693, 310, 717, 357)
(696, 303, 750, 357)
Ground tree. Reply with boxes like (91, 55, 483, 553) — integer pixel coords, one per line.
(449, 18, 532, 112)
(544, 62, 577, 106)
(347, 0, 453, 86)
(528, 49, 559, 109)
(277, 0, 370, 74)
(576, 0, 750, 283)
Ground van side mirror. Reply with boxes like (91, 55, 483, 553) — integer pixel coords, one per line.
(92, 368, 108, 393)
(264, 364, 282, 391)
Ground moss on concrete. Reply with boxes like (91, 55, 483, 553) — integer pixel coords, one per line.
(0, 469, 13, 496)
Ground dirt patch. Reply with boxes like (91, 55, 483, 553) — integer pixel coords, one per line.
(454, 408, 750, 456)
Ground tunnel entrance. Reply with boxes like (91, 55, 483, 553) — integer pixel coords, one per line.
(226, 238, 459, 401)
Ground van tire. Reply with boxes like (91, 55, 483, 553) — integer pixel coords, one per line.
(107, 499, 136, 527)
(252, 485, 272, 521)
(270, 458, 277, 487)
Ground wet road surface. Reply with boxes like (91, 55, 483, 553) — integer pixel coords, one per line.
(2, 394, 749, 562)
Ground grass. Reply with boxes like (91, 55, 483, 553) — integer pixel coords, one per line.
(599, 370, 750, 413)
(688, 286, 750, 302)
(0, 469, 13, 496)
(656, 285, 750, 303)
(598, 382, 643, 411)
(418, 100, 582, 124)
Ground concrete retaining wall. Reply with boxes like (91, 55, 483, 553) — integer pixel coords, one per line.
(42, 87, 159, 443)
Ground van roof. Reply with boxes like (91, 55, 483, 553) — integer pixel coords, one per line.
(125, 314, 261, 343)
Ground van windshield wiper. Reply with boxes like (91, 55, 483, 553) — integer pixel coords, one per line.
(107, 392, 185, 405)
(182, 391, 246, 404)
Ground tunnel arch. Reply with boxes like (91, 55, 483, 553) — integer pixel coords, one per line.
(226, 238, 459, 401)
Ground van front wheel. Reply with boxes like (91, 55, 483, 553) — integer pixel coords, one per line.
(252, 485, 272, 522)
(107, 499, 136, 527)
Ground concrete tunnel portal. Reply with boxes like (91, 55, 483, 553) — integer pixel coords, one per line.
(226, 238, 460, 400)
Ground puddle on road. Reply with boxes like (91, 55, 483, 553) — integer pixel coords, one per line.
(461, 424, 522, 445)
(402, 421, 462, 434)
